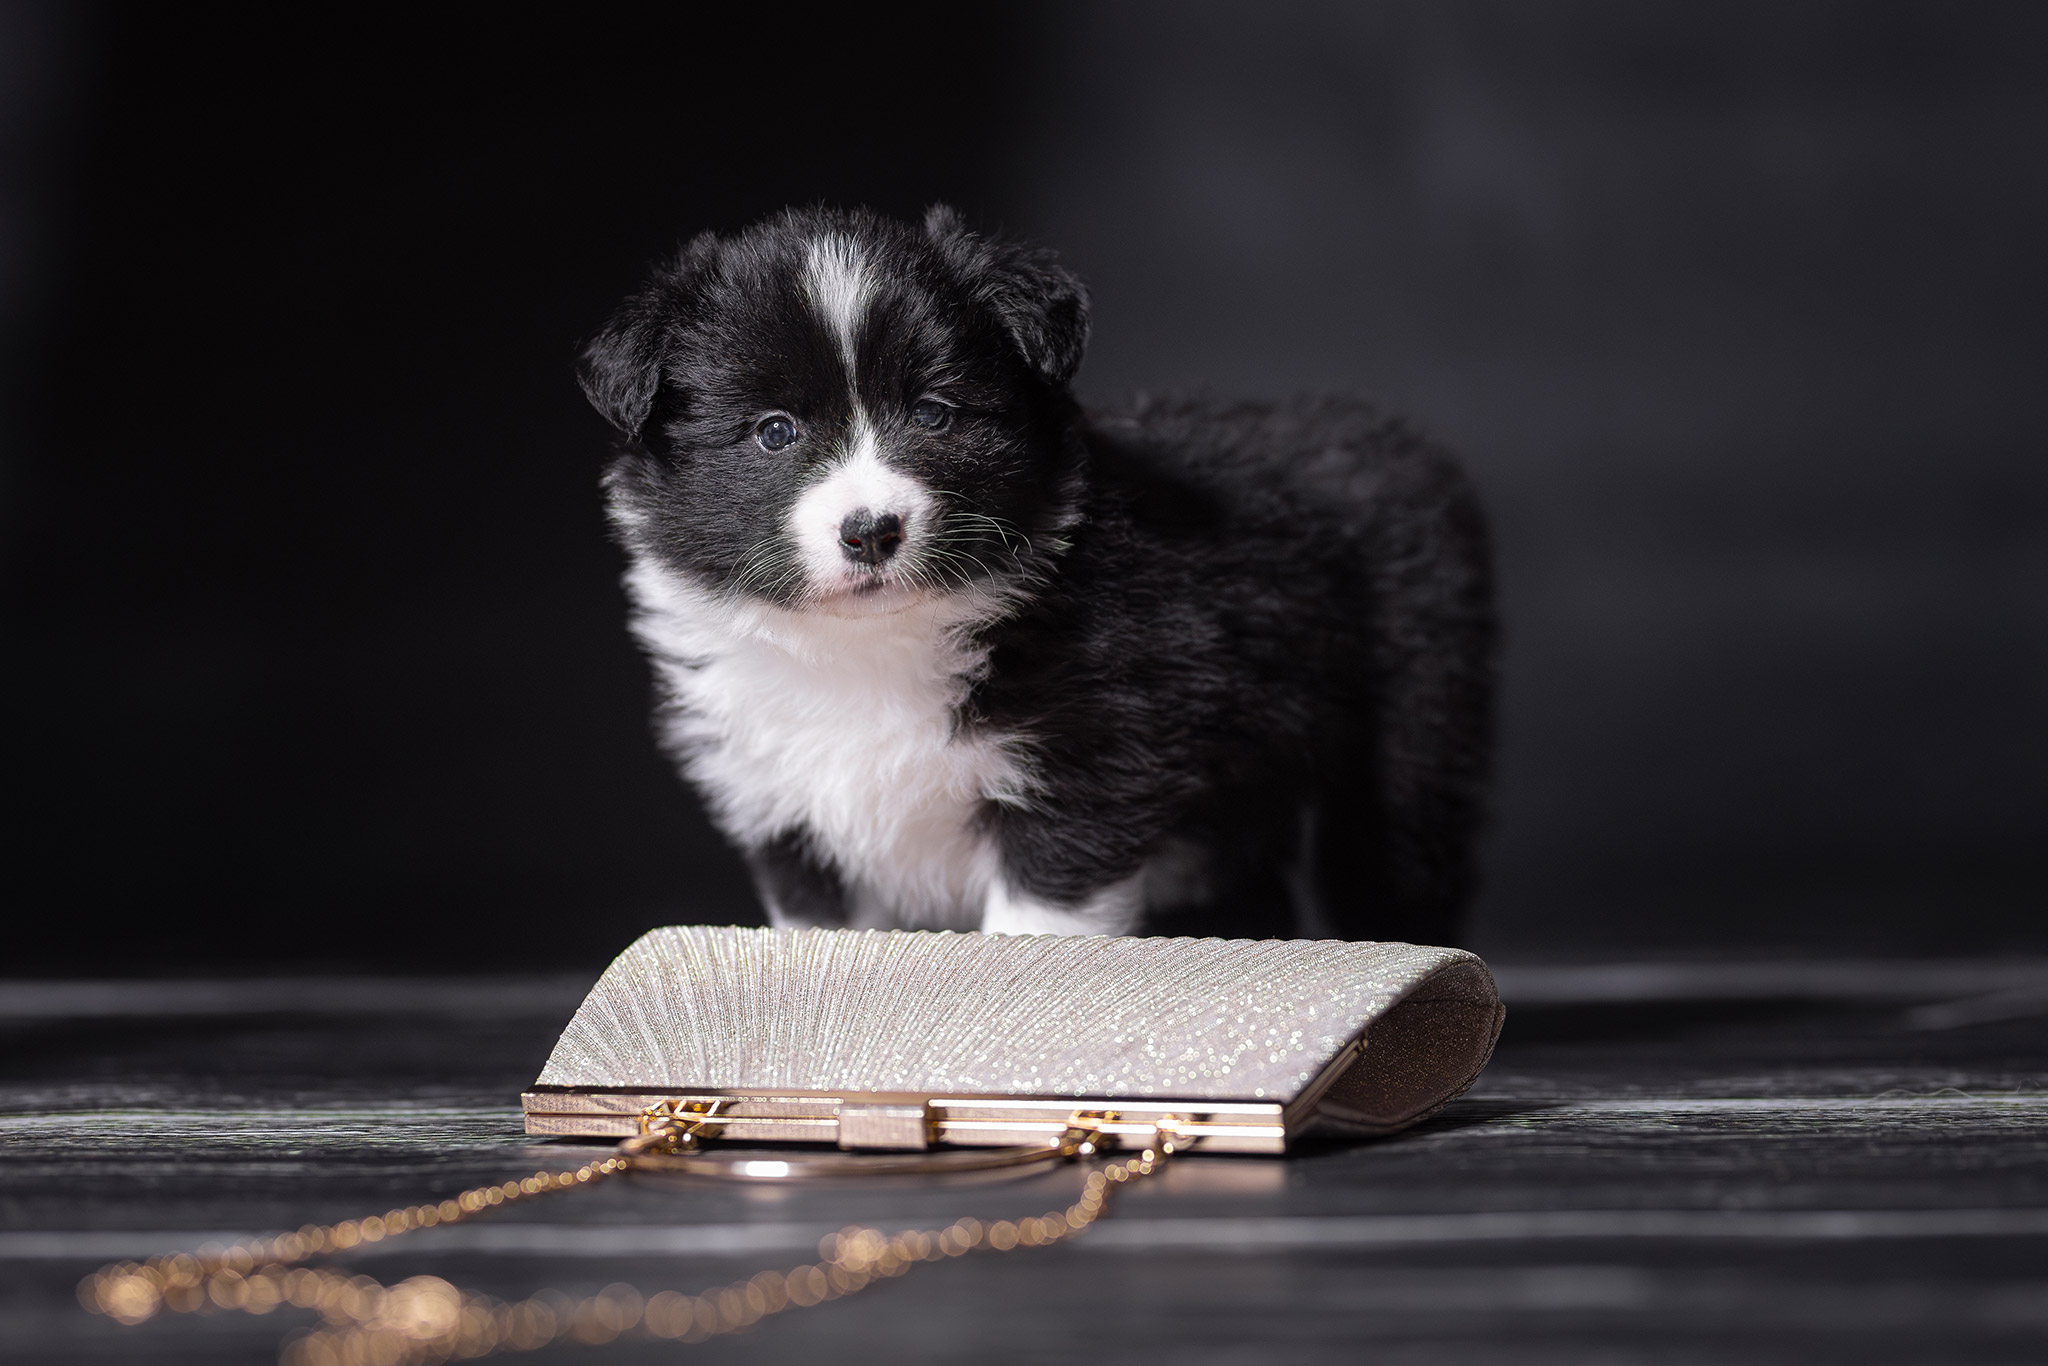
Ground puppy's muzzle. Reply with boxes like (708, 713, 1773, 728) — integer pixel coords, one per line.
(838, 510, 903, 566)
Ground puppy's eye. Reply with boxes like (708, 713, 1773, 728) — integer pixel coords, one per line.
(756, 415, 799, 452)
(911, 399, 952, 431)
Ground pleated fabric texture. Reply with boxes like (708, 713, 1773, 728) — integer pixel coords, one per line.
(537, 926, 1501, 1110)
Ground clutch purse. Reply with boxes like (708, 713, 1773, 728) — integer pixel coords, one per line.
(523, 925, 1505, 1154)
(86, 926, 1505, 1361)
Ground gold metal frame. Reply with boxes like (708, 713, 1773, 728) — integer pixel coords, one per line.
(520, 1032, 1370, 1155)
(523, 1087, 1291, 1154)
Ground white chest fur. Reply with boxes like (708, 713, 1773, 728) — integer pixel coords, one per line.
(625, 563, 1031, 927)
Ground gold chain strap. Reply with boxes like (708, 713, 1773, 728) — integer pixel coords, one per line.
(81, 1115, 1179, 1365)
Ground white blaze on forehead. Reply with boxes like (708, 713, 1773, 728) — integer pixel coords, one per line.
(788, 411, 935, 593)
(803, 234, 873, 374)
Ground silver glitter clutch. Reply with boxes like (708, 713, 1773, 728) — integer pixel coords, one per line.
(523, 926, 1503, 1154)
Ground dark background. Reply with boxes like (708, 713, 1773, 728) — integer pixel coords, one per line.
(4, 3, 2043, 971)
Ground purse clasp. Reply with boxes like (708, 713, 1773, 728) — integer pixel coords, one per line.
(836, 1101, 934, 1150)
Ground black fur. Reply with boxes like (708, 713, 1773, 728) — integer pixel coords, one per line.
(583, 206, 1494, 944)
(589, 207, 1084, 614)
(970, 395, 1493, 944)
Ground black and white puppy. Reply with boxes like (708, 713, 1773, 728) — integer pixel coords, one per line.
(581, 206, 1493, 943)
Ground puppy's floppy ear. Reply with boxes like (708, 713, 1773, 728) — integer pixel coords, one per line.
(577, 231, 717, 438)
(578, 298, 664, 438)
(926, 205, 1091, 387)
(996, 249, 1090, 386)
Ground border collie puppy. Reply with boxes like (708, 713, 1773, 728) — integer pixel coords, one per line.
(581, 206, 1493, 943)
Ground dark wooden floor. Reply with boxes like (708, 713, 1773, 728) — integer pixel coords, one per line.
(5, 959, 2048, 1364)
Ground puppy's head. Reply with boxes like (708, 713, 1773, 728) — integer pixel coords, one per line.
(584, 206, 1088, 618)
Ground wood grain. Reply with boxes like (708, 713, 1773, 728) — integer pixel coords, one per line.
(5, 961, 2046, 1363)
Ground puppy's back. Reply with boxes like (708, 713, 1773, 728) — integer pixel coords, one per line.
(1069, 394, 1496, 942)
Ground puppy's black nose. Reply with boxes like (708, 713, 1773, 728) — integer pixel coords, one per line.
(839, 510, 903, 565)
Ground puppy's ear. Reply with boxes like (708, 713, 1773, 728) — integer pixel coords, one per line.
(577, 231, 716, 438)
(578, 298, 665, 438)
(926, 206, 1091, 387)
(993, 247, 1090, 386)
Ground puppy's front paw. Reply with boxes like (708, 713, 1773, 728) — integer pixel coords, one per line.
(980, 874, 1143, 936)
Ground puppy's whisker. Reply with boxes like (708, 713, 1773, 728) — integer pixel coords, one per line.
(961, 521, 1032, 559)
(927, 497, 1033, 556)
(923, 542, 997, 584)
(929, 524, 1017, 575)
(727, 533, 794, 597)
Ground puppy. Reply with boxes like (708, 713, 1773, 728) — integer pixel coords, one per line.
(580, 206, 1493, 943)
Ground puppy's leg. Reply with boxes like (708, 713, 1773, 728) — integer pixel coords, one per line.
(744, 830, 850, 929)
(1311, 449, 1495, 947)
(1311, 792, 1464, 947)
(976, 801, 1155, 935)
(1311, 646, 1490, 947)
(981, 871, 1144, 936)
(1316, 624, 1491, 947)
